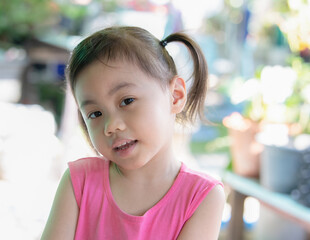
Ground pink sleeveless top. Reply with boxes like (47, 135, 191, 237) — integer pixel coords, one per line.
(68, 157, 222, 240)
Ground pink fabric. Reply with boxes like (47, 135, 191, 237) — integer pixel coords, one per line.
(68, 157, 223, 240)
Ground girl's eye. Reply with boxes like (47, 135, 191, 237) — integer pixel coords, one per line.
(88, 111, 102, 119)
(120, 98, 135, 106)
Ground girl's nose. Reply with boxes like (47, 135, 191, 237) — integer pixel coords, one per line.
(104, 115, 126, 136)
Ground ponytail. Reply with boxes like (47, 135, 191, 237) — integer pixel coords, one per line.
(162, 33, 208, 124)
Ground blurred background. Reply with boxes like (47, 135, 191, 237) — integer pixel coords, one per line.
(1, 0, 310, 239)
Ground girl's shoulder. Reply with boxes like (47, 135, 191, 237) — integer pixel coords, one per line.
(174, 163, 224, 225)
(67, 157, 108, 207)
(179, 163, 223, 189)
(68, 156, 108, 174)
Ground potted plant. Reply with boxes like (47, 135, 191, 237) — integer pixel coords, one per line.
(242, 60, 310, 192)
(257, 57, 310, 194)
(224, 55, 310, 185)
(222, 70, 268, 178)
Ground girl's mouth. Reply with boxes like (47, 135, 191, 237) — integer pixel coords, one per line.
(114, 140, 138, 152)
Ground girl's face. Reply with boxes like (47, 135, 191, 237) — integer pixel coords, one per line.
(75, 60, 176, 170)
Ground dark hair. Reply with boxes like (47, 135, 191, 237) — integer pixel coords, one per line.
(66, 26, 208, 127)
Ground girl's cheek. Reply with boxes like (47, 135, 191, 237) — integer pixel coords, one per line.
(88, 129, 96, 141)
(85, 126, 97, 145)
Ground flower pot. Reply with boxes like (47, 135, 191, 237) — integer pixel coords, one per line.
(260, 144, 302, 193)
(223, 112, 262, 178)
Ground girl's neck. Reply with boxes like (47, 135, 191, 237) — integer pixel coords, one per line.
(111, 147, 181, 185)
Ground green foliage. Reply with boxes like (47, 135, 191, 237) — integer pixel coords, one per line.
(290, 56, 310, 86)
(272, 0, 290, 12)
(0, 0, 53, 44)
(287, 56, 310, 133)
(254, 65, 264, 79)
(190, 137, 230, 155)
(0, 0, 89, 46)
(190, 125, 230, 155)
(101, 0, 119, 12)
(59, 3, 88, 19)
(36, 81, 65, 127)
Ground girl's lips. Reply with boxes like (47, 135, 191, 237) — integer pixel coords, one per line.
(112, 139, 138, 150)
(113, 140, 138, 151)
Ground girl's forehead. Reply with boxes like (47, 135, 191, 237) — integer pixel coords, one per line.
(75, 59, 164, 95)
(81, 59, 143, 76)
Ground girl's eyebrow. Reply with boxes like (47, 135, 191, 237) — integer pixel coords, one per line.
(108, 82, 136, 96)
(80, 82, 136, 109)
(80, 99, 96, 109)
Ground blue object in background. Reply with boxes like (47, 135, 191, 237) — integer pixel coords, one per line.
(56, 63, 66, 80)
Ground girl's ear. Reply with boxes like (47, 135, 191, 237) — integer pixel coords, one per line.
(169, 76, 187, 114)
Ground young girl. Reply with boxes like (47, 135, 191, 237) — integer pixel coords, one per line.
(42, 26, 225, 240)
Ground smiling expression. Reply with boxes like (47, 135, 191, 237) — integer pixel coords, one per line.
(74, 60, 176, 170)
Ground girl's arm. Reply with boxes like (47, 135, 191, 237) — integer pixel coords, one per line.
(177, 185, 225, 240)
(41, 168, 79, 240)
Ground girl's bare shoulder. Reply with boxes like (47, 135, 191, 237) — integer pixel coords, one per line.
(177, 184, 225, 240)
(41, 169, 79, 240)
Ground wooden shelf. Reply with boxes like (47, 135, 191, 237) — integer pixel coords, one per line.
(222, 171, 310, 240)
